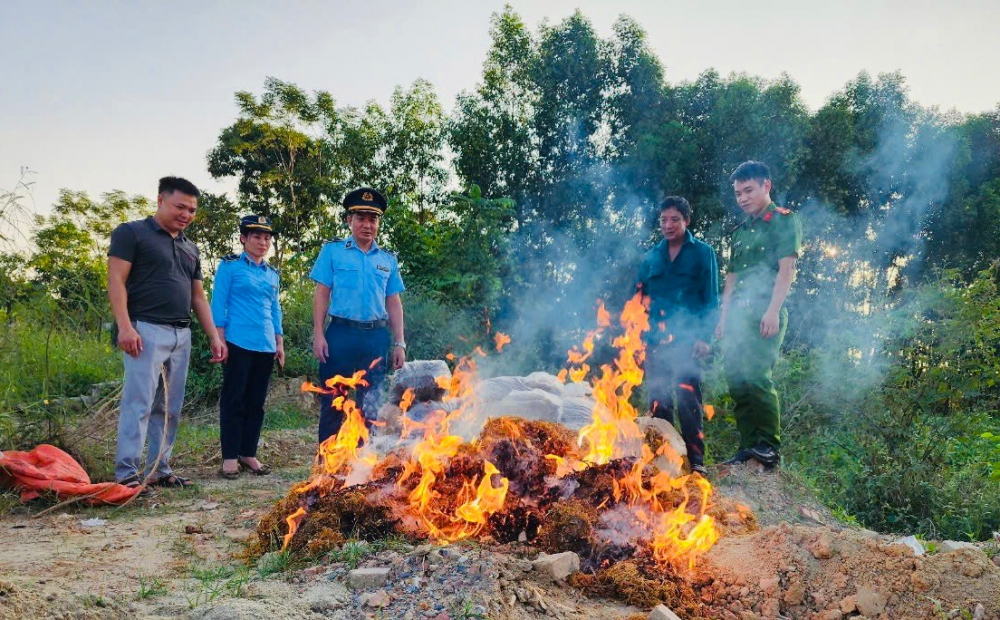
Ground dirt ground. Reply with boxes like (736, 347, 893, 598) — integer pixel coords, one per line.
(2, 419, 999, 620)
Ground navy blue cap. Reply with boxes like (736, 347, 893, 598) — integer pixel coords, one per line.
(343, 187, 388, 215)
(240, 215, 276, 237)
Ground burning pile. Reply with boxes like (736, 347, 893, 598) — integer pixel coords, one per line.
(251, 293, 720, 575)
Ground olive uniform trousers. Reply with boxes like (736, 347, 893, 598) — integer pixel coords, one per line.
(722, 302, 787, 449)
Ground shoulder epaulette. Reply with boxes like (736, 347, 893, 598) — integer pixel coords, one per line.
(323, 238, 343, 245)
(774, 206, 792, 215)
(265, 263, 281, 276)
(221, 254, 239, 262)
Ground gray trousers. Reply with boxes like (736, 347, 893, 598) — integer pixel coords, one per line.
(115, 321, 191, 482)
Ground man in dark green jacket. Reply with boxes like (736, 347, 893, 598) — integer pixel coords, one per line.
(638, 196, 719, 476)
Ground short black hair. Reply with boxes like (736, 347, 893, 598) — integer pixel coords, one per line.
(659, 196, 692, 220)
(158, 176, 200, 198)
(729, 161, 770, 185)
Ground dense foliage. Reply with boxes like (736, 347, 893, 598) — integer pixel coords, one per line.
(2, 8, 998, 539)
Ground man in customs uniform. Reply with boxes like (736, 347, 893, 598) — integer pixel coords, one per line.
(716, 161, 803, 468)
(107, 176, 227, 490)
(638, 196, 719, 477)
(310, 188, 406, 443)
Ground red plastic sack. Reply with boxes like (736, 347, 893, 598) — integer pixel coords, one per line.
(0, 444, 140, 505)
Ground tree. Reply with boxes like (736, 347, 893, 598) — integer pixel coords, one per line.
(380, 80, 449, 223)
(0, 253, 30, 321)
(207, 77, 340, 264)
(183, 192, 241, 271)
(28, 190, 150, 325)
(450, 6, 539, 204)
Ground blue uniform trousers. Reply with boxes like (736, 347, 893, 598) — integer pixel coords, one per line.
(318, 322, 390, 443)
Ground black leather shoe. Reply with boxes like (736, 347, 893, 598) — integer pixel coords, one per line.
(747, 442, 780, 467)
(722, 449, 753, 465)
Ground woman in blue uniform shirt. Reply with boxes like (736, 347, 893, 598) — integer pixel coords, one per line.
(211, 215, 285, 479)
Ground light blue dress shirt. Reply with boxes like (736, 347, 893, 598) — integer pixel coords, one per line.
(309, 237, 405, 321)
(210, 252, 283, 353)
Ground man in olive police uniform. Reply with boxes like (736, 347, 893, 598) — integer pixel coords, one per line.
(310, 188, 406, 443)
(717, 161, 803, 468)
(638, 196, 719, 477)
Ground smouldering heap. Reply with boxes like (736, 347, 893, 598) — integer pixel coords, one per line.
(277, 293, 719, 571)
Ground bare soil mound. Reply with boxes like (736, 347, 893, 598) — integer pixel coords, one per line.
(2, 446, 998, 620)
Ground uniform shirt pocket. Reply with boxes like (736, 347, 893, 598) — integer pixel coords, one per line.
(231, 270, 253, 297)
(374, 264, 391, 291)
(333, 266, 360, 290)
(674, 264, 700, 301)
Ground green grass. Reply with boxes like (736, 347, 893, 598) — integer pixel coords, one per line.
(183, 562, 252, 609)
(136, 575, 169, 600)
(0, 320, 118, 416)
(0, 489, 21, 515)
(451, 598, 490, 620)
(326, 534, 413, 569)
(256, 548, 295, 578)
(263, 403, 314, 431)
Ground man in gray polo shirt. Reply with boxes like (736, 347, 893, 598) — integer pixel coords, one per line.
(107, 176, 226, 489)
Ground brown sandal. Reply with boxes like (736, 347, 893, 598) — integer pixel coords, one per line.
(238, 458, 271, 476)
(150, 474, 194, 488)
(219, 467, 240, 480)
(118, 474, 151, 496)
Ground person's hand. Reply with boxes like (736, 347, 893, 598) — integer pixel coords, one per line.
(275, 341, 286, 367)
(760, 309, 780, 339)
(117, 324, 143, 358)
(692, 340, 711, 359)
(313, 332, 329, 363)
(392, 345, 406, 370)
(209, 336, 228, 363)
(714, 320, 725, 341)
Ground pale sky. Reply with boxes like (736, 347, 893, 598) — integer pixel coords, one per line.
(2, 0, 999, 219)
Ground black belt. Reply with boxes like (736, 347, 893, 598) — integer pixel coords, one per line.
(138, 318, 191, 329)
(328, 315, 387, 330)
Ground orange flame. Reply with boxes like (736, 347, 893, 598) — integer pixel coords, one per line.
(568, 365, 590, 383)
(494, 332, 511, 352)
(576, 292, 648, 465)
(596, 299, 611, 327)
(282, 507, 307, 549)
(545, 453, 587, 478)
(282, 370, 380, 549)
(399, 388, 416, 413)
(393, 353, 511, 542)
(280, 294, 718, 566)
(453, 461, 509, 526)
(570, 292, 718, 569)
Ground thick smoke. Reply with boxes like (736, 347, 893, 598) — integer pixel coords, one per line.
(785, 111, 960, 408)
(474, 106, 960, 423)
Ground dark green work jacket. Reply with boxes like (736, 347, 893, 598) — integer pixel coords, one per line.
(638, 230, 719, 345)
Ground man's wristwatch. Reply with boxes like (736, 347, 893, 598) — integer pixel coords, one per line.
(393, 342, 407, 350)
